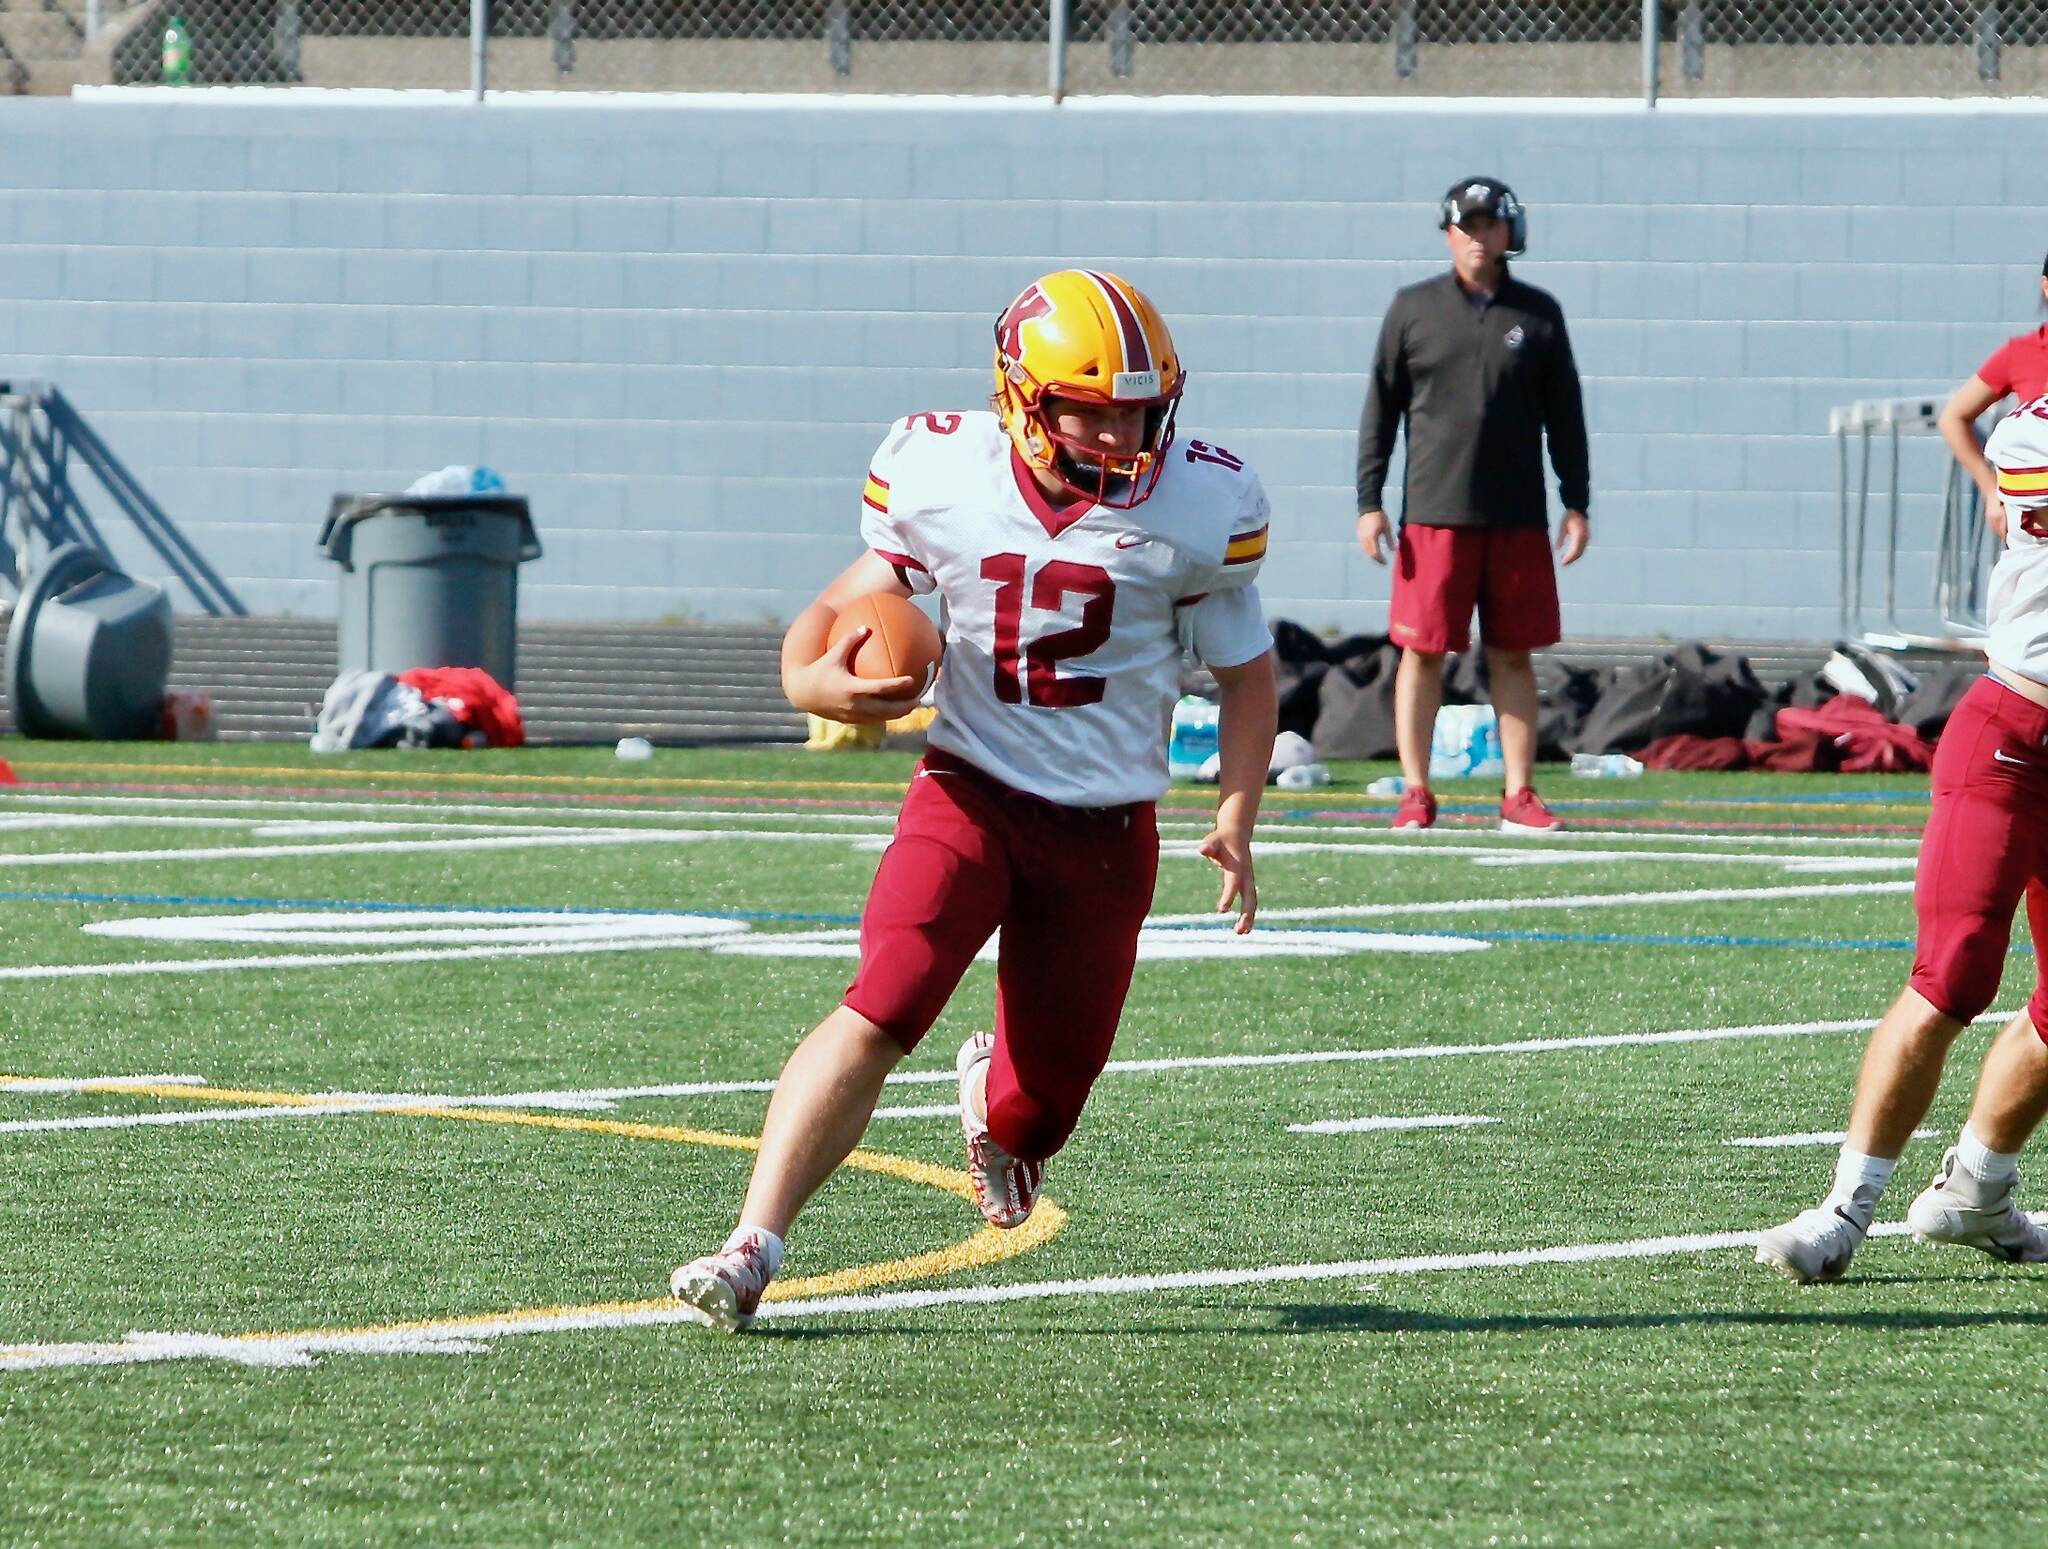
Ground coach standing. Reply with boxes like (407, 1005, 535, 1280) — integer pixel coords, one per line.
(1356, 176, 1590, 834)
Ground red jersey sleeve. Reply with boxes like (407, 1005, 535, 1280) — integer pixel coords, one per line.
(1979, 336, 2022, 397)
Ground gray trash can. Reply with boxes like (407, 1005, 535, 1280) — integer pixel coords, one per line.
(318, 494, 541, 690)
(4, 542, 172, 740)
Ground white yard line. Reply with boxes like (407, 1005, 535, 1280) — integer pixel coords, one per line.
(0, 793, 1920, 851)
(0, 930, 762, 981)
(1147, 879, 1916, 924)
(1288, 1114, 1499, 1135)
(1178, 840, 1914, 871)
(0, 1220, 1949, 1371)
(1727, 1128, 1939, 1148)
(1203, 825, 1921, 850)
(869, 1104, 961, 1121)
(0, 1073, 204, 1092)
(0, 790, 899, 828)
(0, 826, 926, 869)
(9, 1011, 2011, 1132)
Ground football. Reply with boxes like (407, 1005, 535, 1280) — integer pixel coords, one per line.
(827, 591, 942, 697)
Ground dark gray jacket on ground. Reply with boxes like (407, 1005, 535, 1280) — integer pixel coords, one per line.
(1355, 268, 1590, 530)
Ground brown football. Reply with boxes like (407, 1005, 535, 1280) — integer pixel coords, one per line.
(827, 592, 942, 695)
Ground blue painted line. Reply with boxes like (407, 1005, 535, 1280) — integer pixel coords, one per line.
(0, 887, 860, 926)
(4, 888, 2026, 955)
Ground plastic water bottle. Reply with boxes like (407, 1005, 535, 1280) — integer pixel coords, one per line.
(1365, 775, 1406, 797)
(1167, 695, 1221, 780)
(162, 15, 192, 83)
(1570, 753, 1645, 779)
(1276, 763, 1331, 790)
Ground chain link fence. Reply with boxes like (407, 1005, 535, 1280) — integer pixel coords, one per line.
(64, 0, 2048, 97)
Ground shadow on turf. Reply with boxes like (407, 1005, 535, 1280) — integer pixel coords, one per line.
(1268, 1299, 2048, 1335)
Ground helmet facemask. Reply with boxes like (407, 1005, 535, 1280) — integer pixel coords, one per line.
(1031, 388, 1182, 509)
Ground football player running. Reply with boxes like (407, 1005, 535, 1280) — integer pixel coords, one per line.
(671, 271, 1279, 1330)
(1756, 393, 2048, 1284)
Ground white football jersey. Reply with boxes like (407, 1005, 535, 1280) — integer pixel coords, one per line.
(859, 410, 1271, 806)
(1983, 397, 2048, 680)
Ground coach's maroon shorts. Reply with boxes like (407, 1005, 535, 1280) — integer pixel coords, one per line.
(1388, 522, 1561, 654)
(843, 749, 1159, 1161)
(1910, 675, 2048, 1038)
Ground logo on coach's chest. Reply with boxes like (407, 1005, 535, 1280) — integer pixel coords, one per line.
(1502, 324, 1525, 351)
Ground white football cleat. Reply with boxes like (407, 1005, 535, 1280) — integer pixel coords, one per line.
(670, 1236, 776, 1334)
(1905, 1148, 2048, 1264)
(956, 1031, 1044, 1230)
(1755, 1203, 1867, 1285)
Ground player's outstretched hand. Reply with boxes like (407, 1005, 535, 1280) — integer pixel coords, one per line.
(1198, 829, 1257, 935)
(792, 627, 924, 724)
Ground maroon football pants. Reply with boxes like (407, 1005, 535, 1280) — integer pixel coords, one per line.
(1910, 675, 2048, 1038)
(843, 750, 1159, 1161)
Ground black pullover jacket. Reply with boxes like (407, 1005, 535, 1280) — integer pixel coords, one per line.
(1355, 267, 1590, 529)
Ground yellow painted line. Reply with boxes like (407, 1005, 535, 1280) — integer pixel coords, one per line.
(0, 1074, 1064, 1360)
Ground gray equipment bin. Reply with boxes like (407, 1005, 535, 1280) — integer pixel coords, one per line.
(4, 542, 172, 740)
(318, 494, 540, 689)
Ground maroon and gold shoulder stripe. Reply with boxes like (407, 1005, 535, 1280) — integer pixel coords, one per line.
(862, 471, 890, 514)
(2000, 464, 2048, 503)
(1224, 524, 1269, 566)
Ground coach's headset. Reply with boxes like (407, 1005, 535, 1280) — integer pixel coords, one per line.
(1439, 176, 1528, 257)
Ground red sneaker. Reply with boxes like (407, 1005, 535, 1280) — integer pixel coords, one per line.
(1390, 786, 1437, 831)
(1499, 787, 1563, 834)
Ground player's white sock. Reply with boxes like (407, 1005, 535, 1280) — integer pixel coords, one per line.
(1823, 1148, 1895, 1228)
(724, 1224, 785, 1281)
(1956, 1124, 2021, 1187)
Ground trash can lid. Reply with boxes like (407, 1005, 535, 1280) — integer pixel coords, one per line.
(318, 494, 539, 566)
(5, 542, 115, 740)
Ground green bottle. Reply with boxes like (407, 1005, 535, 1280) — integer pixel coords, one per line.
(161, 14, 191, 85)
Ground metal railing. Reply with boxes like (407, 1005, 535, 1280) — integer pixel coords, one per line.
(0, 382, 245, 617)
(1832, 395, 1991, 652)
(63, 0, 2048, 97)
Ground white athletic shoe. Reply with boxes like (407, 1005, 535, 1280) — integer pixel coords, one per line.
(670, 1236, 776, 1333)
(1904, 1148, 2048, 1264)
(1755, 1203, 1868, 1285)
(957, 1031, 1044, 1230)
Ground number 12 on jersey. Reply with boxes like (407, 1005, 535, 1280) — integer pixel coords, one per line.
(980, 554, 1116, 707)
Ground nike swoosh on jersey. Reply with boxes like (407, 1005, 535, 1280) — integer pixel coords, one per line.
(1994, 749, 2032, 766)
(1114, 533, 1150, 549)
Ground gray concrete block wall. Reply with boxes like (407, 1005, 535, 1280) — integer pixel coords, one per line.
(1, 96, 2043, 638)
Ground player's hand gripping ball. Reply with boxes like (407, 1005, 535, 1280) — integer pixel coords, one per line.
(827, 592, 942, 697)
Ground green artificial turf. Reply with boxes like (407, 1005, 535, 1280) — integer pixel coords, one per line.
(0, 742, 2026, 1547)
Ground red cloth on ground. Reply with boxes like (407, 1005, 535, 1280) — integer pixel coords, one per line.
(395, 667, 526, 748)
(1637, 734, 1753, 771)
(1638, 700, 1937, 773)
(1775, 697, 1933, 773)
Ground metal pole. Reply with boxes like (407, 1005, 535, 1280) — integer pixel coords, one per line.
(1641, 0, 1658, 106)
(84, 0, 100, 41)
(1049, 0, 1068, 104)
(1837, 424, 1851, 639)
(471, 0, 487, 100)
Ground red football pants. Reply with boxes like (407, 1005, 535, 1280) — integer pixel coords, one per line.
(1910, 675, 2048, 1038)
(843, 750, 1160, 1160)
